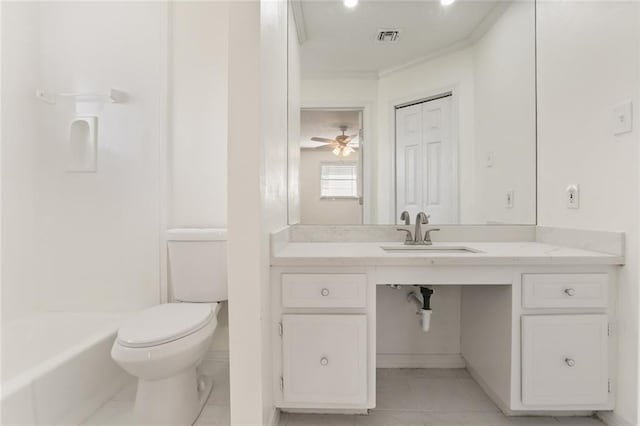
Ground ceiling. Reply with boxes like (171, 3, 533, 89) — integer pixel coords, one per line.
(295, 0, 505, 78)
(300, 109, 361, 149)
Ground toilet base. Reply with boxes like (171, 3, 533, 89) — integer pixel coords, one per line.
(134, 368, 213, 425)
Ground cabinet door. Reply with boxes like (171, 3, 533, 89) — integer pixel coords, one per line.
(522, 315, 608, 406)
(282, 315, 367, 405)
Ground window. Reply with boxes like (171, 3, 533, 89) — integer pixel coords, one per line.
(320, 163, 358, 198)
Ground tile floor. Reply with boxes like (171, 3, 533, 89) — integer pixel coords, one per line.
(82, 361, 230, 426)
(83, 366, 603, 426)
(279, 369, 604, 426)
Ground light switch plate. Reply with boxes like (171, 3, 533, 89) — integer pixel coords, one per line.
(486, 151, 494, 168)
(613, 101, 633, 135)
(566, 184, 580, 209)
(505, 190, 514, 209)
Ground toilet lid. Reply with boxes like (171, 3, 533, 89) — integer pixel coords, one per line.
(117, 303, 214, 348)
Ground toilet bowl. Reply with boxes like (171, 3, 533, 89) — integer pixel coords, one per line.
(111, 303, 221, 425)
(111, 228, 228, 425)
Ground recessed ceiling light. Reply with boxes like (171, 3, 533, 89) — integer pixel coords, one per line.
(441, 0, 455, 5)
(344, 0, 358, 8)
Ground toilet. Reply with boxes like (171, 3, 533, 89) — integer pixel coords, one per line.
(111, 228, 227, 426)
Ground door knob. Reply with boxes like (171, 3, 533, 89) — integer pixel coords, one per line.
(321, 288, 330, 297)
(564, 288, 576, 296)
(565, 358, 576, 367)
(320, 357, 329, 366)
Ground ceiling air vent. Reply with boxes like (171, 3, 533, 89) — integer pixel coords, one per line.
(377, 30, 400, 43)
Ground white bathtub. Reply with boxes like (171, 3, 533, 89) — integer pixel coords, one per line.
(1, 312, 131, 425)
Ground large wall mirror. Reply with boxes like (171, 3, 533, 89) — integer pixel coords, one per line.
(287, 0, 536, 225)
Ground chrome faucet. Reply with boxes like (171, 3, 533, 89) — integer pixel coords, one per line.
(414, 212, 429, 244)
(397, 211, 414, 244)
(400, 211, 411, 225)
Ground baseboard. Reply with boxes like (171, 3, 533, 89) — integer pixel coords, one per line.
(597, 411, 635, 426)
(376, 353, 465, 369)
(282, 408, 368, 415)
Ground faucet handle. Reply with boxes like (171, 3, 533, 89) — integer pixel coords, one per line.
(423, 228, 441, 244)
(396, 228, 413, 244)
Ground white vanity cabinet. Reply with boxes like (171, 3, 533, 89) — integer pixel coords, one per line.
(521, 314, 609, 406)
(282, 314, 367, 405)
(272, 268, 376, 411)
(509, 269, 616, 413)
(272, 252, 619, 414)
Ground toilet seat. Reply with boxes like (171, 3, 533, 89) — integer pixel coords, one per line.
(117, 303, 215, 348)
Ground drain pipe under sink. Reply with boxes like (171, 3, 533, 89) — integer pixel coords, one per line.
(407, 287, 434, 332)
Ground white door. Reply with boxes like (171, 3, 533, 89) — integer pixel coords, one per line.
(396, 96, 457, 224)
(521, 314, 609, 406)
(282, 314, 367, 405)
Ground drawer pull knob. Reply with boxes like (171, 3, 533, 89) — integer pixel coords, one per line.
(320, 357, 329, 366)
(564, 288, 576, 296)
(321, 288, 330, 297)
(565, 358, 576, 367)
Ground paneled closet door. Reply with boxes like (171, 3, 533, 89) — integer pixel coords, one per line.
(396, 96, 457, 224)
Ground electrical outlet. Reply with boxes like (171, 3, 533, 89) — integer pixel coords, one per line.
(505, 190, 514, 209)
(566, 184, 580, 209)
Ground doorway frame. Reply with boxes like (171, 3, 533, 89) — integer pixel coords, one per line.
(300, 102, 374, 224)
(388, 84, 461, 224)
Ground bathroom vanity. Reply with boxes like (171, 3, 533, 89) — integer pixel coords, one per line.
(270, 226, 624, 416)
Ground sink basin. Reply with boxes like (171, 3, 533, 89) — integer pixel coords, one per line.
(380, 244, 482, 254)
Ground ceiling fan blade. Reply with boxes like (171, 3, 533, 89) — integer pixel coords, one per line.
(341, 134, 358, 144)
(310, 137, 335, 143)
(314, 142, 338, 149)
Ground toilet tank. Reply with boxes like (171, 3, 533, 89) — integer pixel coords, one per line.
(166, 228, 228, 302)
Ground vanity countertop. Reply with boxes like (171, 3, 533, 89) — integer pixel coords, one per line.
(271, 241, 625, 267)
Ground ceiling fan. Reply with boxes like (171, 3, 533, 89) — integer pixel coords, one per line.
(311, 125, 358, 157)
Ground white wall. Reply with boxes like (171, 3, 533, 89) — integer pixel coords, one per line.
(537, 2, 640, 424)
(227, 0, 288, 424)
(169, 2, 228, 229)
(168, 2, 231, 353)
(288, 3, 301, 225)
(377, 286, 462, 365)
(1, 2, 165, 314)
(473, 1, 535, 225)
(299, 149, 361, 224)
(1, 2, 40, 321)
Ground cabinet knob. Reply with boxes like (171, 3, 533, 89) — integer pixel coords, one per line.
(320, 357, 329, 366)
(321, 288, 330, 297)
(565, 358, 576, 367)
(564, 288, 576, 296)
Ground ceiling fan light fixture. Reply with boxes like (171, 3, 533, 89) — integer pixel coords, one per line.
(344, 0, 358, 9)
(342, 146, 355, 156)
(441, 0, 456, 6)
(332, 147, 342, 156)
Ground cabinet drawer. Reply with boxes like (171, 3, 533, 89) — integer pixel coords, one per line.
(522, 314, 608, 406)
(282, 274, 367, 308)
(522, 273, 608, 309)
(282, 315, 367, 405)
